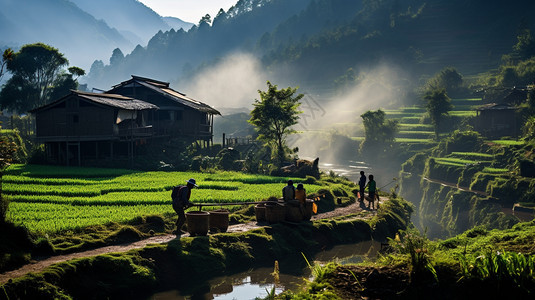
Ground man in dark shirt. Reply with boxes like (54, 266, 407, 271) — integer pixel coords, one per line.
(358, 171, 367, 202)
(366, 174, 376, 210)
(282, 180, 295, 202)
(171, 178, 197, 234)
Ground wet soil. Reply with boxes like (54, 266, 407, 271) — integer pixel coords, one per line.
(0, 197, 385, 284)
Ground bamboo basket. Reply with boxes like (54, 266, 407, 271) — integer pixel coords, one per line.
(186, 211, 209, 236)
(285, 200, 303, 222)
(265, 202, 286, 224)
(255, 203, 267, 223)
(209, 209, 229, 233)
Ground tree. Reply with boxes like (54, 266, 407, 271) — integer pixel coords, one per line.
(0, 48, 14, 81)
(68, 66, 85, 80)
(513, 28, 535, 60)
(424, 67, 463, 95)
(248, 81, 303, 165)
(360, 109, 399, 155)
(199, 14, 212, 25)
(0, 43, 71, 113)
(424, 89, 452, 139)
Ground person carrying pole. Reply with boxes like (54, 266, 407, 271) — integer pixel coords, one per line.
(171, 178, 197, 234)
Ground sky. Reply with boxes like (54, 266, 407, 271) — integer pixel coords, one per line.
(138, 0, 238, 23)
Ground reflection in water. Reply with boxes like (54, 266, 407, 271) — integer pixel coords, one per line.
(149, 241, 380, 300)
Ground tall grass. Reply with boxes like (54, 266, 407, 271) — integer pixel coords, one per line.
(389, 228, 438, 282)
(457, 251, 535, 293)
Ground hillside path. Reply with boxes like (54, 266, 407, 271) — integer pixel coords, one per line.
(0, 197, 385, 284)
(422, 177, 489, 197)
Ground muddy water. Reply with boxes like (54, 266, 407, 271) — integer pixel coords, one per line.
(149, 240, 380, 300)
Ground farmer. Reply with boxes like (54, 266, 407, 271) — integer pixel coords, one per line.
(295, 183, 306, 204)
(358, 171, 367, 202)
(171, 178, 197, 234)
(366, 174, 377, 210)
(282, 180, 295, 202)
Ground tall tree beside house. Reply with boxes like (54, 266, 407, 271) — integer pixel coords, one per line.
(248, 81, 303, 166)
(424, 88, 452, 139)
(0, 43, 83, 113)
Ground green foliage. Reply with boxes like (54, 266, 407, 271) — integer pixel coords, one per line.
(423, 67, 464, 96)
(457, 250, 535, 295)
(248, 81, 303, 165)
(423, 89, 453, 139)
(512, 28, 535, 61)
(0, 48, 14, 81)
(2, 164, 329, 233)
(389, 228, 437, 282)
(523, 116, 535, 141)
(0, 43, 71, 113)
(360, 109, 399, 157)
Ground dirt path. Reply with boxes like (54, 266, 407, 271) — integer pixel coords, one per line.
(422, 177, 489, 197)
(0, 197, 384, 284)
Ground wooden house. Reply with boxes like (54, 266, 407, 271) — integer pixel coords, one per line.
(475, 103, 519, 138)
(107, 75, 220, 145)
(30, 90, 157, 166)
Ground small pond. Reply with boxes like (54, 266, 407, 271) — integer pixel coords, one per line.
(149, 240, 381, 300)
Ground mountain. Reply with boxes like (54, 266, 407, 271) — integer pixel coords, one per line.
(163, 17, 194, 31)
(70, 0, 191, 45)
(83, 0, 535, 100)
(0, 0, 132, 69)
(85, 0, 313, 88)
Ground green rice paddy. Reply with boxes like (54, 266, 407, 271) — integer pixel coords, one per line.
(4, 164, 321, 233)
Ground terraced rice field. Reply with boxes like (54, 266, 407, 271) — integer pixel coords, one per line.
(4, 164, 321, 233)
(433, 151, 509, 174)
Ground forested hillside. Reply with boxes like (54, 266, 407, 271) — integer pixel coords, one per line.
(85, 0, 535, 94)
(0, 0, 192, 69)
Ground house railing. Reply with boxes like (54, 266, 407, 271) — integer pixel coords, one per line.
(118, 125, 154, 137)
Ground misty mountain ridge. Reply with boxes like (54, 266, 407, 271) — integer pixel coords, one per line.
(84, 0, 535, 101)
(0, 0, 193, 69)
(69, 0, 193, 45)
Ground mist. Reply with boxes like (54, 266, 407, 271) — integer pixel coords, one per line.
(291, 63, 411, 164)
(182, 53, 269, 111)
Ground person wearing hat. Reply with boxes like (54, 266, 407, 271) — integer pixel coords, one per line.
(171, 178, 197, 234)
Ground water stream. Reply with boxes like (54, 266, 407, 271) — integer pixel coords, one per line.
(149, 240, 380, 300)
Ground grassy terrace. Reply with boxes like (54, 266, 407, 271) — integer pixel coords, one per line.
(432, 151, 509, 174)
(4, 164, 326, 233)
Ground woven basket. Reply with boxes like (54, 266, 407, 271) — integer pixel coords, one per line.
(255, 203, 267, 223)
(209, 209, 229, 233)
(265, 202, 286, 224)
(186, 211, 209, 236)
(285, 200, 303, 222)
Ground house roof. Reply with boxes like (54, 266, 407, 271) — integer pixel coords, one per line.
(476, 103, 516, 111)
(30, 90, 158, 113)
(111, 75, 221, 115)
